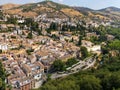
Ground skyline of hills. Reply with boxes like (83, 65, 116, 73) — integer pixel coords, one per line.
(0, 1, 120, 21)
(1, 0, 120, 10)
(1, 2, 120, 11)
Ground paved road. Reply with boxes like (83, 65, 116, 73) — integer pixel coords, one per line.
(51, 56, 96, 79)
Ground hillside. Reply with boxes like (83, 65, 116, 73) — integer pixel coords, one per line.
(0, 3, 20, 10)
(98, 7, 120, 21)
(73, 6, 120, 21)
(1, 1, 83, 18)
(1, 1, 120, 21)
(99, 7, 120, 12)
(73, 7, 94, 15)
(73, 7, 109, 20)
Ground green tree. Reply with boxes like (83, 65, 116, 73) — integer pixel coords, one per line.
(58, 80, 79, 90)
(62, 24, 68, 31)
(79, 25, 86, 37)
(108, 40, 120, 50)
(24, 18, 33, 27)
(77, 36, 83, 46)
(81, 46, 89, 59)
(27, 31, 33, 39)
(101, 72, 120, 90)
(0, 11, 4, 20)
(0, 62, 6, 90)
(49, 22, 58, 30)
(26, 48, 34, 55)
(0, 78, 2, 89)
(79, 75, 101, 90)
(66, 58, 78, 67)
(51, 60, 65, 72)
(37, 29, 42, 35)
(7, 16, 17, 24)
(0, 50, 2, 54)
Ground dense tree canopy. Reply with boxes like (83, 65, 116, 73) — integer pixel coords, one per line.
(80, 46, 89, 59)
(51, 60, 65, 72)
(108, 40, 120, 50)
(7, 17, 17, 25)
(66, 58, 78, 67)
(0, 62, 6, 90)
(79, 75, 101, 90)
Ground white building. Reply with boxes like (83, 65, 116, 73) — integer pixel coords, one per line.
(0, 44, 8, 51)
(87, 45, 101, 55)
(91, 45, 101, 52)
(17, 20, 25, 23)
